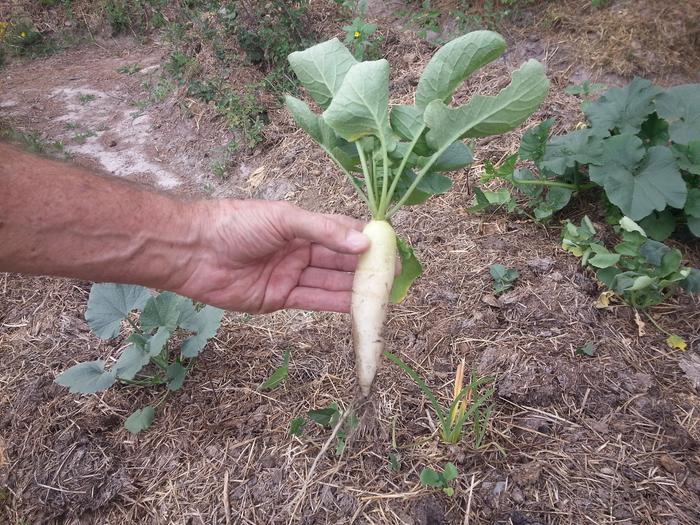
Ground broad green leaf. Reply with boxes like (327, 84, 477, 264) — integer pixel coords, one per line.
(540, 128, 605, 176)
(638, 211, 676, 241)
(124, 406, 155, 434)
(419, 468, 443, 487)
(597, 267, 621, 288)
(308, 403, 339, 427)
(323, 60, 396, 148)
(490, 263, 519, 294)
(289, 417, 306, 436)
(394, 170, 453, 206)
(424, 59, 549, 149)
(588, 134, 645, 186)
(673, 141, 700, 175)
(147, 326, 171, 357)
(688, 216, 700, 237)
(391, 237, 423, 303)
(55, 360, 116, 393)
(467, 187, 511, 212)
(287, 38, 357, 109)
(638, 113, 669, 146)
(584, 77, 662, 134)
(430, 142, 473, 171)
(654, 84, 700, 145)
(685, 188, 700, 218)
(587, 245, 620, 268)
(628, 275, 654, 291)
(181, 305, 224, 358)
(390, 104, 424, 141)
(442, 463, 458, 482)
(659, 249, 683, 276)
(166, 363, 187, 391)
(602, 145, 687, 220)
(415, 30, 506, 110)
(519, 118, 554, 162)
(680, 268, 700, 293)
(481, 154, 518, 182)
(86, 283, 151, 339)
(576, 341, 597, 357)
(533, 187, 572, 220)
(639, 240, 671, 266)
(619, 216, 647, 236)
(260, 348, 291, 391)
(114, 344, 151, 380)
(140, 292, 185, 332)
(512, 168, 543, 198)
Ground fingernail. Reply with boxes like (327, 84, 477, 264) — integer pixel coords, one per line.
(347, 230, 370, 251)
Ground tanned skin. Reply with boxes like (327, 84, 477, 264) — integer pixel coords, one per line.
(0, 142, 370, 313)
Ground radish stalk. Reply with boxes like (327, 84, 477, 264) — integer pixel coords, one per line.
(352, 220, 397, 396)
(286, 32, 549, 396)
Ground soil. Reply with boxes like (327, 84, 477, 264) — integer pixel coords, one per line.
(1, 1, 700, 524)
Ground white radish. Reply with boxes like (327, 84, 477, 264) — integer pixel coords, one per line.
(352, 220, 397, 397)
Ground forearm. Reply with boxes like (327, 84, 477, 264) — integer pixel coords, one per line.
(0, 143, 203, 291)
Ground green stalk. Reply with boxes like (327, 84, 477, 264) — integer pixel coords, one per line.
(321, 145, 370, 209)
(356, 142, 378, 216)
(510, 179, 596, 191)
(386, 144, 443, 218)
(379, 143, 390, 220)
(381, 125, 426, 217)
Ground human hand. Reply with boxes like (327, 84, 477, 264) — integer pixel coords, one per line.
(173, 200, 370, 313)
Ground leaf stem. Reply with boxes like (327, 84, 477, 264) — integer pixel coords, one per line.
(510, 179, 596, 191)
(356, 142, 378, 216)
(381, 125, 426, 216)
(321, 145, 370, 208)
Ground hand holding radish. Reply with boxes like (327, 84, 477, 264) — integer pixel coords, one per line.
(286, 31, 549, 396)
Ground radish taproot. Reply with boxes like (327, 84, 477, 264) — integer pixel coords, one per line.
(286, 31, 549, 396)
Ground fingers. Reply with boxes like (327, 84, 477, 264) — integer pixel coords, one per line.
(285, 287, 352, 313)
(299, 267, 354, 291)
(278, 204, 369, 255)
(310, 245, 361, 272)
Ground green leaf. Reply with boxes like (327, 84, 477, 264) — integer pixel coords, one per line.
(287, 38, 357, 109)
(147, 326, 171, 357)
(654, 84, 700, 145)
(391, 237, 423, 303)
(390, 104, 424, 141)
(587, 245, 620, 268)
(430, 142, 473, 171)
(85, 283, 151, 339)
(419, 468, 443, 487)
(673, 141, 700, 175)
(688, 216, 700, 237)
(140, 292, 185, 332)
(442, 463, 458, 482)
(260, 348, 291, 391)
(638, 211, 676, 241)
(584, 77, 662, 134)
(180, 306, 224, 358)
(124, 406, 155, 434)
(638, 113, 670, 146)
(308, 403, 339, 427)
(659, 249, 683, 276)
(565, 81, 606, 96)
(533, 187, 573, 220)
(601, 145, 687, 220)
(619, 216, 647, 236)
(639, 240, 671, 266)
(388, 452, 402, 472)
(55, 360, 116, 393)
(519, 118, 554, 162)
(680, 268, 700, 293)
(576, 341, 596, 357)
(540, 128, 604, 176)
(467, 187, 511, 212)
(490, 263, 519, 295)
(424, 59, 549, 149)
(415, 30, 506, 110)
(114, 343, 151, 380)
(394, 170, 453, 206)
(588, 134, 645, 186)
(166, 363, 187, 391)
(323, 60, 396, 148)
(685, 188, 700, 218)
(290, 417, 306, 436)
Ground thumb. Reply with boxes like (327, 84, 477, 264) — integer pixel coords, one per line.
(280, 205, 370, 254)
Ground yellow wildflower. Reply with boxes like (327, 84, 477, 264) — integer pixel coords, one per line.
(0, 22, 8, 41)
(354, 31, 361, 39)
(20, 31, 27, 38)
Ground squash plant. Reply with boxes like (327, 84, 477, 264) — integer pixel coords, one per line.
(285, 31, 549, 395)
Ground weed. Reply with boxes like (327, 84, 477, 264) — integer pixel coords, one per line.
(0, 127, 70, 159)
(490, 264, 519, 295)
(420, 463, 458, 496)
(72, 129, 95, 144)
(78, 93, 96, 104)
(385, 352, 495, 446)
(117, 63, 142, 75)
(55, 284, 224, 433)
